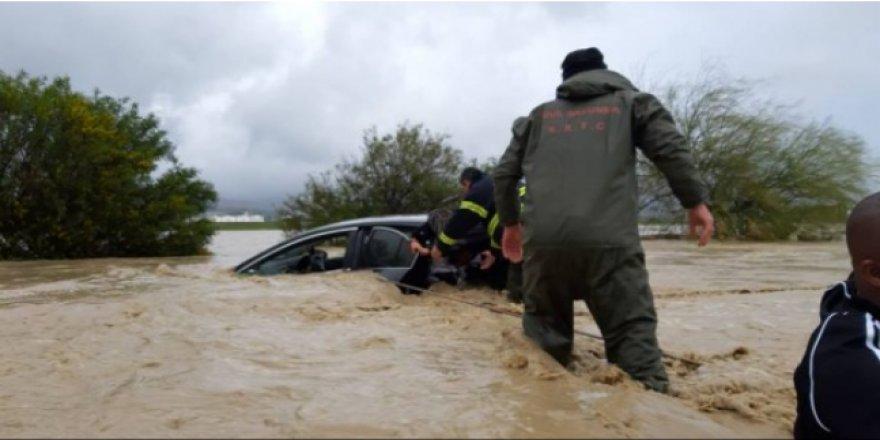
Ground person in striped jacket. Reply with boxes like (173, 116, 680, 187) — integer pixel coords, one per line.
(794, 191, 880, 438)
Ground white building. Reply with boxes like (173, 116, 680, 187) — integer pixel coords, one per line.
(211, 211, 265, 223)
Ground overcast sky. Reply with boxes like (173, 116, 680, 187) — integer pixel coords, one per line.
(1, 2, 878, 206)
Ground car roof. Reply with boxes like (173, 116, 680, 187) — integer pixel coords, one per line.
(305, 214, 428, 234)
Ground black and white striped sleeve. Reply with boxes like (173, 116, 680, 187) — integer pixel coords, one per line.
(797, 311, 880, 438)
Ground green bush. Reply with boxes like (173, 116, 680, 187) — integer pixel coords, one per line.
(278, 123, 465, 233)
(638, 70, 871, 240)
(0, 71, 216, 258)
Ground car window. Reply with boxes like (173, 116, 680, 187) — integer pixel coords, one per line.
(253, 231, 352, 275)
(361, 228, 415, 268)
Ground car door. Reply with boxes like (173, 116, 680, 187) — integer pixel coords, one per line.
(356, 226, 418, 282)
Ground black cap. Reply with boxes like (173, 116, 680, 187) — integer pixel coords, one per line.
(561, 47, 607, 80)
(459, 167, 485, 184)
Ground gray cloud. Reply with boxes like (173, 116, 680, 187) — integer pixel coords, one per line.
(1, 2, 877, 205)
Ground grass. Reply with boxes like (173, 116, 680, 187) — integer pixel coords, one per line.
(211, 221, 282, 231)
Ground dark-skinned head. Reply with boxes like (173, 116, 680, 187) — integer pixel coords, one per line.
(459, 167, 484, 194)
(847, 191, 880, 305)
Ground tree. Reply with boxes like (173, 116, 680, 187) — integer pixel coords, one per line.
(0, 71, 217, 258)
(467, 156, 499, 176)
(278, 123, 464, 233)
(638, 69, 871, 240)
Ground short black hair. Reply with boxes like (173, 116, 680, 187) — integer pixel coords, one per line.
(459, 167, 485, 184)
(846, 191, 880, 262)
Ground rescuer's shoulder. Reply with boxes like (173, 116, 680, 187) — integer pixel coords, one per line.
(512, 104, 550, 139)
(511, 116, 530, 139)
(631, 91, 674, 111)
(630, 91, 657, 107)
(629, 92, 675, 125)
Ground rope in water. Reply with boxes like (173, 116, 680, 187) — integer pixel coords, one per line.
(384, 278, 703, 368)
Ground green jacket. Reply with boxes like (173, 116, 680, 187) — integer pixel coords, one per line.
(493, 69, 707, 248)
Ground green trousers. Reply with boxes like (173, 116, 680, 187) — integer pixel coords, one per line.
(521, 245, 668, 393)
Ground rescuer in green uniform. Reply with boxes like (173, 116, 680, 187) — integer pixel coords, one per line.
(503, 121, 530, 304)
(493, 48, 715, 393)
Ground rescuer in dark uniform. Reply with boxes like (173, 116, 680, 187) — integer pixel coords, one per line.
(431, 167, 509, 291)
(399, 208, 455, 293)
(410, 207, 453, 259)
(493, 47, 714, 393)
(793, 192, 880, 439)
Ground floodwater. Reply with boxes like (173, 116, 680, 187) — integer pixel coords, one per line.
(0, 232, 851, 438)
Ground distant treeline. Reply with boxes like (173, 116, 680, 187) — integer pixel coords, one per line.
(212, 221, 282, 231)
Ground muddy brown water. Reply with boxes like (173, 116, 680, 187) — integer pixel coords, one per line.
(0, 232, 851, 438)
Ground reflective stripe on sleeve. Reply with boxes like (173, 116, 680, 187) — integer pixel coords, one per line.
(459, 200, 489, 219)
(438, 232, 457, 246)
(809, 312, 837, 433)
(488, 214, 501, 248)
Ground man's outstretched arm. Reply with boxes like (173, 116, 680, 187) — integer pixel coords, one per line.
(633, 93, 714, 245)
(493, 116, 530, 262)
(494, 116, 530, 227)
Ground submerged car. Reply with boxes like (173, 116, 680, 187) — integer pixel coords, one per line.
(234, 215, 427, 282)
